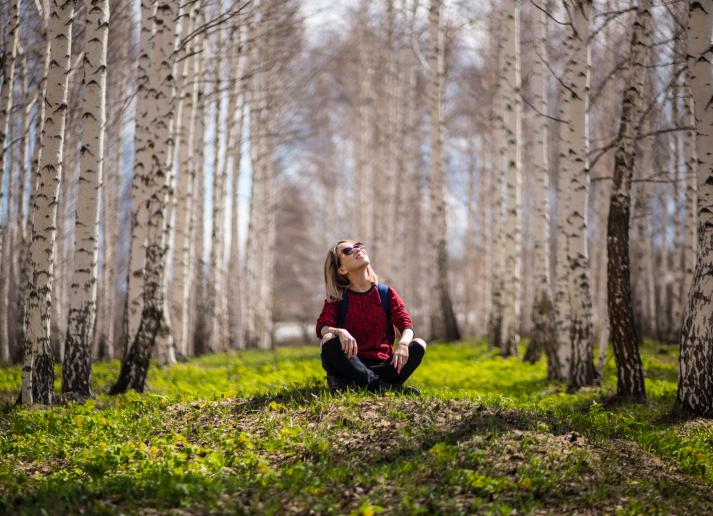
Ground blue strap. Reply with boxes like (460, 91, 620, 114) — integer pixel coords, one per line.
(337, 290, 349, 328)
(336, 283, 393, 343)
(377, 283, 395, 344)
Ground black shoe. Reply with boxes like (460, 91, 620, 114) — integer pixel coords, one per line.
(367, 379, 391, 394)
(391, 384, 420, 396)
(367, 380, 421, 396)
(326, 376, 352, 392)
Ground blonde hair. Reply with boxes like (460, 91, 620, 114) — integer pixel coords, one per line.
(324, 240, 378, 302)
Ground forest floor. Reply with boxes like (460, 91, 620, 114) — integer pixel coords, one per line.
(1, 340, 713, 514)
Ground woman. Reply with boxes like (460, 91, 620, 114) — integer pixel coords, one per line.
(316, 240, 427, 394)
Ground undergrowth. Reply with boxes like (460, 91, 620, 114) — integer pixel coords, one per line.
(1, 340, 712, 514)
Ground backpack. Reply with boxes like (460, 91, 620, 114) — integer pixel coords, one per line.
(336, 283, 394, 345)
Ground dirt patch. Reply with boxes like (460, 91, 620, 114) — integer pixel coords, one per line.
(163, 395, 713, 513)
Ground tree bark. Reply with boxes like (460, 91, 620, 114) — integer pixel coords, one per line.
(190, 31, 208, 356)
(172, 1, 201, 358)
(0, 0, 22, 363)
(62, 0, 110, 399)
(682, 52, 698, 311)
(0, 0, 21, 298)
(487, 11, 505, 350)
(606, 0, 651, 402)
(122, 0, 157, 358)
(555, 0, 596, 388)
(228, 21, 246, 348)
(427, 0, 460, 342)
(22, 0, 75, 404)
(208, 18, 227, 354)
(500, 0, 522, 357)
(111, 1, 177, 394)
(677, 0, 713, 415)
(526, 5, 554, 364)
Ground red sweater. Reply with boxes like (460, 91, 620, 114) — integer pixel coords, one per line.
(316, 285, 414, 360)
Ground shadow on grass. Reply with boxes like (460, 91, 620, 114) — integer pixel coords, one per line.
(651, 404, 710, 427)
(232, 381, 331, 413)
(323, 404, 563, 468)
(644, 361, 679, 383)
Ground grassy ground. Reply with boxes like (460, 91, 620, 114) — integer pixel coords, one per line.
(2, 340, 713, 514)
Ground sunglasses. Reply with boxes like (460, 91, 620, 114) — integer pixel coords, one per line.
(339, 242, 366, 256)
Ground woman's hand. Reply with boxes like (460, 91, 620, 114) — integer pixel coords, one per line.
(335, 328, 358, 359)
(391, 342, 409, 374)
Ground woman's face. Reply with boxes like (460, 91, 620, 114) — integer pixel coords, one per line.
(336, 241, 370, 275)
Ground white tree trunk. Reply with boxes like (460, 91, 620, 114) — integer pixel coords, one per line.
(111, 1, 177, 393)
(355, 2, 372, 243)
(258, 1, 277, 350)
(478, 137, 493, 338)
(244, 10, 262, 348)
(0, 0, 21, 363)
(527, 5, 554, 365)
(677, 0, 713, 415)
(0, 0, 21, 248)
(228, 23, 246, 349)
(62, 0, 109, 398)
(500, 0, 522, 356)
(123, 0, 157, 357)
(606, 0, 652, 400)
(488, 11, 505, 350)
(671, 36, 684, 340)
(244, 1, 277, 350)
(555, 0, 595, 388)
(682, 64, 698, 307)
(427, 0, 459, 342)
(190, 34, 208, 357)
(171, 1, 201, 358)
(208, 22, 227, 353)
(22, 0, 75, 405)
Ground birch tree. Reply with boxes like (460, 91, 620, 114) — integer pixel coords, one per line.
(111, 1, 177, 394)
(21, 0, 75, 404)
(244, 0, 279, 349)
(427, 0, 460, 342)
(172, 0, 201, 357)
(0, 0, 21, 262)
(500, 0, 522, 357)
(682, 31, 698, 311)
(487, 10, 505, 350)
(123, 0, 156, 358)
(355, 2, 373, 244)
(554, 0, 596, 388)
(208, 18, 228, 353)
(0, 1, 22, 359)
(678, 0, 713, 415)
(228, 23, 246, 348)
(606, 0, 651, 401)
(62, 0, 110, 398)
(526, 4, 555, 365)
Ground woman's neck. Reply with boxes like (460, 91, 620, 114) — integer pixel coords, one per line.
(348, 268, 372, 292)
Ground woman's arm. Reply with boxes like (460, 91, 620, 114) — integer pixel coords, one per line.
(398, 328, 414, 346)
(315, 300, 338, 339)
(320, 325, 339, 338)
(388, 287, 414, 336)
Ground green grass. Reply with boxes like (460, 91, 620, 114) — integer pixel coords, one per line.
(1, 340, 713, 514)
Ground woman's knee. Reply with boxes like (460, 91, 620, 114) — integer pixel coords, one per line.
(320, 335, 342, 355)
(320, 333, 337, 346)
(411, 338, 427, 353)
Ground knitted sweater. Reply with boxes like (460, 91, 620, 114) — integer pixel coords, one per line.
(316, 285, 414, 360)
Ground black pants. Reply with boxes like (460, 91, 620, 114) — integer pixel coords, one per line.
(320, 337, 424, 388)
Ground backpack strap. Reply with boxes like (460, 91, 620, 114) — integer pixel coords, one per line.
(337, 289, 349, 328)
(377, 283, 394, 344)
(336, 283, 394, 343)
